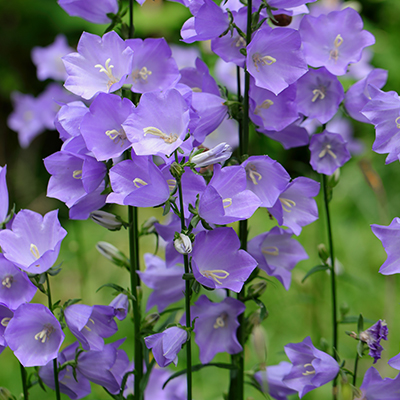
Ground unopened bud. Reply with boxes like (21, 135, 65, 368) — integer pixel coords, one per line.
(174, 233, 192, 255)
(247, 281, 267, 298)
(190, 143, 232, 168)
(251, 324, 268, 365)
(90, 211, 123, 231)
(328, 168, 340, 188)
(340, 302, 350, 318)
(170, 162, 184, 179)
(318, 243, 329, 263)
(96, 242, 129, 269)
(142, 312, 160, 330)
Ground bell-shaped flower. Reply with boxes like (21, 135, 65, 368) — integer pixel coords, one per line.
(248, 227, 308, 290)
(64, 304, 118, 351)
(58, 0, 118, 24)
(282, 336, 340, 398)
(191, 227, 257, 292)
(54, 100, 89, 142)
(359, 367, 400, 400)
(198, 164, 262, 225)
(309, 131, 351, 175)
(247, 26, 308, 95)
(125, 38, 180, 93)
(39, 341, 91, 399)
(268, 177, 320, 236)
(0, 254, 37, 310)
(191, 295, 245, 364)
(0, 165, 9, 226)
(137, 254, 185, 312)
(144, 326, 187, 367)
(299, 8, 375, 76)
(295, 67, 344, 124)
(62, 31, 134, 100)
(0, 209, 67, 274)
(0, 304, 14, 348)
(123, 89, 190, 156)
(80, 93, 134, 161)
(107, 155, 170, 208)
(242, 156, 290, 208)
(31, 34, 73, 81)
(109, 294, 129, 321)
(371, 218, 400, 275)
(5, 303, 65, 367)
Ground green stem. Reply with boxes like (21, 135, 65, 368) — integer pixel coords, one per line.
(128, 205, 143, 400)
(129, 0, 134, 38)
(19, 363, 29, 400)
(46, 273, 61, 400)
(322, 174, 338, 399)
(352, 352, 359, 388)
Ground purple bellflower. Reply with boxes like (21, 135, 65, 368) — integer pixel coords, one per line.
(191, 295, 245, 364)
(295, 67, 344, 124)
(359, 319, 388, 364)
(125, 38, 180, 93)
(54, 101, 89, 142)
(254, 362, 297, 400)
(58, 0, 118, 24)
(371, 218, 400, 275)
(109, 293, 129, 321)
(80, 93, 134, 161)
(64, 304, 118, 351)
(191, 227, 257, 292)
(190, 142, 232, 168)
(0, 303, 13, 352)
(0, 166, 9, 226)
(63, 31, 134, 100)
(359, 367, 400, 400)
(31, 34, 73, 81)
(282, 336, 340, 398)
(5, 303, 65, 367)
(299, 8, 375, 76)
(309, 130, 351, 175)
(0, 209, 67, 274)
(0, 254, 37, 310)
(137, 253, 185, 312)
(248, 226, 308, 290)
(39, 341, 91, 399)
(268, 177, 320, 236)
(247, 26, 308, 95)
(145, 326, 188, 367)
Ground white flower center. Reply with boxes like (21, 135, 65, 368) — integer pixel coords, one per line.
(213, 312, 228, 329)
(105, 127, 127, 145)
(252, 53, 277, 72)
(143, 127, 178, 144)
(312, 88, 326, 102)
(132, 66, 152, 82)
(319, 144, 337, 159)
(329, 34, 343, 62)
(201, 269, 230, 285)
(279, 198, 296, 212)
(246, 164, 262, 185)
(34, 324, 55, 343)
(95, 58, 118, 89)
(1, 275, 13, 289)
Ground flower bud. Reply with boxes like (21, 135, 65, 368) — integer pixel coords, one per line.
(142, 216, 158, 233)
(247, 281, 267, 298)
(96, 241, 129, 269)
(170, 162, 184, 179)
(190, 143, 232, 168)
(142, 312, 160, 330)
(90, 210, 123, 231)
(318, 243, 329, 263)
(174, 233, 192, 255)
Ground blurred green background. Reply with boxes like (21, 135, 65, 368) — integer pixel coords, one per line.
(1, 0, 400, 399)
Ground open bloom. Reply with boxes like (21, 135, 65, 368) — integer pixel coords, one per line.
(0, 165, 9, 226)
(58, 0, 118, 24)
(359, 367, 400, 400)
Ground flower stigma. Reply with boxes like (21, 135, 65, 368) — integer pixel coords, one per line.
(319, 144, 337, 159)
(246, 164, 262, 185)
(302, 363, 316, 376)
(132, 66, 152, 82)
(201, 269, 230, 285)
(30, 244, 40, 259)
(1, 318, 10, 327)
(133, 178, 148, 188)
(72, 170, 82, 179)
(1, 275, 13, 289)
(279, 198, 296, 212)
(95, 58, 118, 89)
(105, 127, 127, 145)
(262, 246, 279, 256)
(395, 116, 400, 128)
(252, 53, 277, 72)
(83, 318, 95, 332)
(223, 198, 232, 208)
(255, 99, 274, 114)
(143, 127, 178, 144)
(34, 324, 55, 343)
(213, 312, 228, 329)
(329, 34, 343, 62)
(312, 88, 326, 102)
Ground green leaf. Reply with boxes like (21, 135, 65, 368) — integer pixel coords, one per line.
(301, 264, 330, 283)
(339, 316, 375, 325)
(357, 314, 364, 334)
(162, 363, 237, 389)
(357, 340, 364, 358)
(96, 283, 135, 301)
(252, 298, 268, 321)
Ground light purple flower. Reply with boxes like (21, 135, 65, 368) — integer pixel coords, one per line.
(0, 166, 9, 226)
(58, 0, 118, 24)
(248, 227, 308, 290)
(282, 336, 339, 398)
(260, 120, 310, 149)
(0, 209, 67, 274)
(309, 131, 351, 175)
(299, 8, 375, 76)
(5, 303, 65, 367)
(360, 319, 388, 364)
(63, 31, 134, 100)
(54, 101, 89, 142)
(109, 294, 129, 321)
(359, 367, 400, 400)
(247, 26, 308, 95)
(31, 34, 73, 81)
(191, 295, 245, 364)
(191, 227, 257, 292)
(145, 326, 187, 367)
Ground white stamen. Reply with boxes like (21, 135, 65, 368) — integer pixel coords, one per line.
(83, 318, 95, 332)
(255, 99, 274, 115)
(395, 116, 400, 128)
(133, 178, 148, 188)
(329, 34, 343, 62)
(1, 318, 10, 327)
(143, 127, 178, 144)
(192, 87, 202, 93)
(95, 58, 118, 89)
(213, 313, 228, 329)
(201, 269, 230, 285)
(30, 244, 40, 259)
(167, 179, 176, 191)
(235, 36, 246, 48)
(252, 53, 277, 72)
(132, 66, 152, 82)
(1, 276, 13, 289)
(223, 198, 232, 208)
(302, 363, 316, 376)
(105, 127, 127, 145)
(34, 324, 54, 343)
(279, 198, 296, 212)
(72, 170, 82, 179)
(318, 144, 337, 159)
(312, 88, 326, 102)
(246, 164, 262, 185)
(262, 246, 279, 256)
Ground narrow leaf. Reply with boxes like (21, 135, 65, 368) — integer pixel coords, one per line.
(302, 264, 329, 283)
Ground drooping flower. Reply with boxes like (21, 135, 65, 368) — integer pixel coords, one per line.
(282, 336, 340, 398)
(191, 227, 257, 292)
(190, 142, 232, 168)
(0, 209, 67, 274)
(5, 303, 65, 367)
(191, 295, 245, 364)
(359, 367, 400, 400)
(299, 8, 375, 76)
(109, 294, 129, 321)
(144, 326, 187, 367)
(359, 319, 388, 364)
(58, 0, 119, 24)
